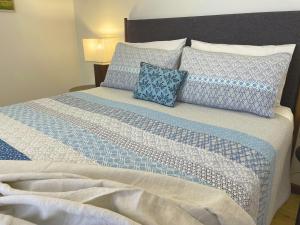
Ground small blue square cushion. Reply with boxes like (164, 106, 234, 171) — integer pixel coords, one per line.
(133, 62, 187, 107)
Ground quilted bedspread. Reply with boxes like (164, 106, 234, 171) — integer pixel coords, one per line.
(0, 91, 276, 225)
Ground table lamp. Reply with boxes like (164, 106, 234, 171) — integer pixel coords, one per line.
(83, 37, 121, 87)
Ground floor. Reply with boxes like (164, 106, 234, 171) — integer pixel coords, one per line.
(271, 194, 300, 225)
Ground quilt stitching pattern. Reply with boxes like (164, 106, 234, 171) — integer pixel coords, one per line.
(0, 139, 29, 160)
(0, 93, 276, 225)
(28, 101, 254, 213)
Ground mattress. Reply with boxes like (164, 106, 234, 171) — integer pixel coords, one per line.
(0, 87, 293, 225)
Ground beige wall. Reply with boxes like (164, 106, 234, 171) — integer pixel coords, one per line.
(73, 0, 138, 85)
(130, 0, 300, 19)
(0, 0, 81, 106)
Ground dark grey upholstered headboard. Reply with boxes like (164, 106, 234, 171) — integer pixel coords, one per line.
(124, 11, 300, 114)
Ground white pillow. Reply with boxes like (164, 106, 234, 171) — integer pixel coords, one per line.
(191, 40, 296, 106)
(125, 38, 187, 50)
(191, 40, 296, 56)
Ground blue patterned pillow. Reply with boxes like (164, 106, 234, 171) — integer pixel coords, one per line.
(134, 62, 187, 107)
(102, 43, 182, 91)
(178, 47, 292, 117)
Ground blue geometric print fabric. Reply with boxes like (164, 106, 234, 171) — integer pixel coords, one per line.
(179, 47, 292, 117)
(134, 62, 187, 107)
(0, 139, 29, 160)
(0, 92, 276, 225)
(102, 43, 182, 91)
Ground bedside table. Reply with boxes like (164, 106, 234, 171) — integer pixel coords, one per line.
(69, 85, 96, 92)
(94, 64, 109, 87)
(70, 64, 108, 92)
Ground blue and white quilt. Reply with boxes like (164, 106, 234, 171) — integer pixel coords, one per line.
(0, 91, 276, 225)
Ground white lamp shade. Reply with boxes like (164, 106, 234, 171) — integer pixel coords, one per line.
(83, 37, 121, 64)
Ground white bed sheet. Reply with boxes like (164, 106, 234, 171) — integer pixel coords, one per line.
(84, 87, 294, 225)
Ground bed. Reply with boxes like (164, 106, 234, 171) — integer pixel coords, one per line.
(0, 11, 300, 225)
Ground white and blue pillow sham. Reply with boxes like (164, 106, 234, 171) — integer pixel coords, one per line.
(178, 47, 292, 117)
(191, 40, 296, 106)
(134, 62, 187, 107)
(102, 43, 182, 91)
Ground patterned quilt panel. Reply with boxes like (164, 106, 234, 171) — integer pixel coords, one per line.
(0, 92, 276, 225)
